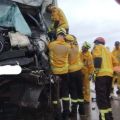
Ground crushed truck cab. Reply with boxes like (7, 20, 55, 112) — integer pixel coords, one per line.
(0, 0, 57, 120)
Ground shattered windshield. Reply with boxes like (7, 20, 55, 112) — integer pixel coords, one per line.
(0, 0, 55, 36)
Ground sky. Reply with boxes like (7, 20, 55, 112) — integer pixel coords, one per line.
(58, 0, 120, 50)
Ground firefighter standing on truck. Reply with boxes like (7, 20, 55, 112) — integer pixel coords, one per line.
(48, 28, 70, 120)
(65, 34, 86, 120)
(112, 41, 120, 94)
(80, 41, 94, 103)
(92, 37, 118, 120)
(46, 4, 69, 40)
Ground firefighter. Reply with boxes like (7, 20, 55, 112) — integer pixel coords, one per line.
(80, 41, 94, 103)
(112, 41, 120, 94)
(46, 4, 69, 40)
(92, 37, 118, 120)
(48, 28, 70, 120)
(65, 34, 85, 120)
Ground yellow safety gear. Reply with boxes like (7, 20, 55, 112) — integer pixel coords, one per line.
(68, 45, 83, 73)
(71, 99, 78, 103)
(62, 97, 70, 101)
(112, 48, 120, 65)
(65, 34, 75, 41)
(77, 99, 84, 102)
(92, 44, 118, 77)
(111, 54, 119, 67)
(112, 48, 120, 88)
(107, 108, 112, 112)
(80, 51, 94, 74)
(48, 22, 55, 32)
(93, 73, 97, 81)
(100, 108, 112, 120)
(83, 72, 90, 102)
(51, 6, 69, 30)
(48, 38, 71, 74)
(53, 101, 58, 104)
(80, 51, 94, 102)
(56, 27, 66, 35)
(82, 41, 91, 49)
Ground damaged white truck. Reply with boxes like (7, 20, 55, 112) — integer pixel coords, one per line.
(0, 0, 58, 120)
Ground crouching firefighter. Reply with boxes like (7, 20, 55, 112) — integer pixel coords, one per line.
(65, 34, 85, 120)
(48, 28, 70, 120)
(92, 37, 118, 120)
(46, 4, 69, 41)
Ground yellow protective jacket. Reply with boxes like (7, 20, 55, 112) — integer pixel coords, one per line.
(112, 48, 120, 65)
(80, 51, 94, 74)
(48, 38, 71, 74)
(51, 6, 69, 29)
(92, 44, 118, 77)
(68, 45, 83, 73)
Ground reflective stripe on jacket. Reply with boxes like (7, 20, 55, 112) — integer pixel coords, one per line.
(48, 38, 71, 74)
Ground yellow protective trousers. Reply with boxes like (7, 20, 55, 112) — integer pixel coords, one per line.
(83, 72, 90, 102)
(112, 73, 120, 89)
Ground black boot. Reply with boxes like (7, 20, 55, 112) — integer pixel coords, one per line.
(105, 112, 113, 120)
(62, 110, 70, 120)
(53, 104, 62, 120)
(69, 112, 77, 120)
(116, 88, 120, 95)
(108, 112, 113, 120)
(62, 99, 70, 120)
(54, 110, 62, 120)
(99, 112, 113, 120)
(69, 102, 77, 120)
(78, 102, 88, 120)
(78, 102, 85, 115)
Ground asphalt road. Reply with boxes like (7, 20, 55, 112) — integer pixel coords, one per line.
(78, 82, 120, 120)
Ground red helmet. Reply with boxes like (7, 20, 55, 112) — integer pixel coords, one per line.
(94, 37, 105, 45)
